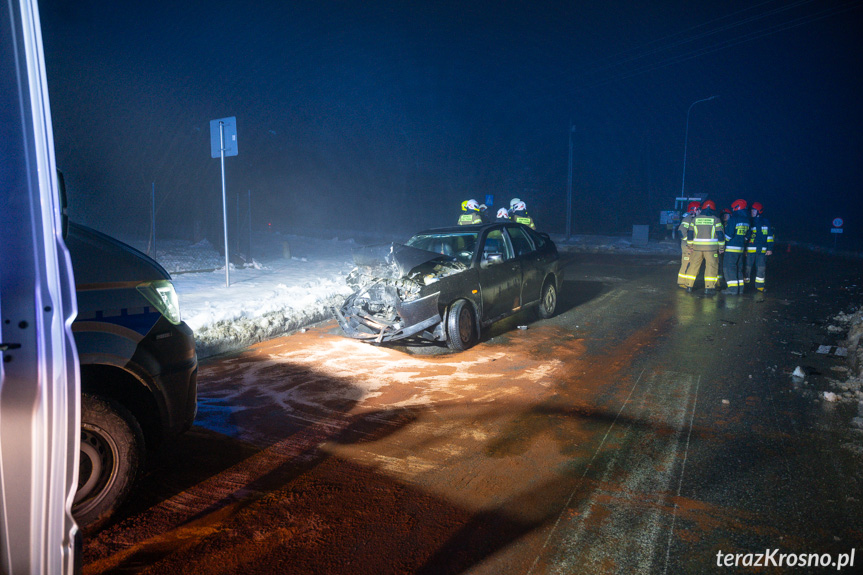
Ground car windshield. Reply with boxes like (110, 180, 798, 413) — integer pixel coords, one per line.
(406, 232, 478, 265)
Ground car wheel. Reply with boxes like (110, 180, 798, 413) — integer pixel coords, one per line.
(74, 394, 144, 533)
(537, 279, 557, 319)
(446, 299, 478, 351)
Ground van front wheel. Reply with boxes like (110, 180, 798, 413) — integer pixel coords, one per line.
(74, 394, 144, 533)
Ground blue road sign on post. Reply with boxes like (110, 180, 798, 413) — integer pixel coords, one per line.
(210, 117, 238, 158)
(210, 117, 238, 286)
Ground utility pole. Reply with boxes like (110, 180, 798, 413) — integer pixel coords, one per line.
(566, 122, 575, 238)
(680, 96, 718, 199)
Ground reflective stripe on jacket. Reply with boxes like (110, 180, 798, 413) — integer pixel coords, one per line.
(687, 215, 725, 251)
(458, 212, 483, 225)
(723, 212, 750, 253)
(747, 216, 775, 253)
(512, 211, 536, 229)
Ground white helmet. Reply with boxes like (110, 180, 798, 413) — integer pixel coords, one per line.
(509, 197, 521, 209)
(466, 199, 480, 211)
(512, 200, 527, 212)
(479, 204, 488, 212)
(496, 207, 510, 219)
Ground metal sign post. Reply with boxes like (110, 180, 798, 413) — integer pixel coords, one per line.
(831, 217, 844, 250)
(210, 117, 238, 287)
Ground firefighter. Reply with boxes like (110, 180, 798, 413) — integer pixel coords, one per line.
(721, 199, 751, 294)
(745, 201, 775, 292)
(496, 207, 511, 221)
(509, 198, 536, 229)
(717, 207, 732, 288)
(681, 199, 725, 294)
(458, 199, 484, 225)
(676, 201, 700, 288)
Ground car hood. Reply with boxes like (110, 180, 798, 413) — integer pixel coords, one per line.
(351, 243, 455, 279)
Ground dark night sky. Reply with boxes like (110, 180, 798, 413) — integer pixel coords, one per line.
(39, 0, 863, 248)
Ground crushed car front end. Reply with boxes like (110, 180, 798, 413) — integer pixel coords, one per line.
(332, 242, 470, 343)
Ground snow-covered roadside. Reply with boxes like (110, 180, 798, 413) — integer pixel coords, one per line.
(165, 234, 358, 358)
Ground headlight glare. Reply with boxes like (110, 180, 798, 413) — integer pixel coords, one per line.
(137, 280, 182, 324)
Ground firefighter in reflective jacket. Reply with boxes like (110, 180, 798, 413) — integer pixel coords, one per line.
(458, 199, 484, 225)
(509, 198, 536, 229)
(721, 199, 751, 295)
(676, 201, 700, 288)
(746, 201, 774, 292)
(681, 199, 725, 294)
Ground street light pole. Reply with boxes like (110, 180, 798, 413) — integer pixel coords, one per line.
(680, 96, 718, 199)
(566, 121, 574, 238)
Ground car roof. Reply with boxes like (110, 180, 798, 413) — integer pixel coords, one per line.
(411, 223, 506, 235)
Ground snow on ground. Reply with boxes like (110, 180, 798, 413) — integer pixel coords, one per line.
(129, 230, 678, 359)
(154, 234, 358, 358)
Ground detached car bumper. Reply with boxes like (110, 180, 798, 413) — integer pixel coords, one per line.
(333, 291, 441, 343)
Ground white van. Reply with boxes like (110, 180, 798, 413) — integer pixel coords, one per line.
(1, 0, 81, 572)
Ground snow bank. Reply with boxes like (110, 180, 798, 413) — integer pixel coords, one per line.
(162, 233, 357, 358)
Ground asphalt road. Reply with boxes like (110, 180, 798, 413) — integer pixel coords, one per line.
(83, 247, 863, 575)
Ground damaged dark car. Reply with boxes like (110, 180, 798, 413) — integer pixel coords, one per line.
(332, 223, 560, 351)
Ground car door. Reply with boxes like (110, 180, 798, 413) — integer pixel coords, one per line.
(476, 228, 522, 323)
(505, 224, 543, 304)
(1, 0, 81, 572)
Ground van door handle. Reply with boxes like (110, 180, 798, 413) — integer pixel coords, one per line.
(0, 343, 21, 351)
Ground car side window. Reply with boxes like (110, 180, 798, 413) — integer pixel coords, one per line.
(526, 227, 546, 249)
(482, 229, 513, 261)
(506, 226, 535, 257)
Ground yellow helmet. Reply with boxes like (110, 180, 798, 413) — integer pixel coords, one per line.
(461, 200, 469, 211)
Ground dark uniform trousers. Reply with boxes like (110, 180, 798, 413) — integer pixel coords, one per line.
(723, 251, 746, 293)
(746, 251, 768, 290)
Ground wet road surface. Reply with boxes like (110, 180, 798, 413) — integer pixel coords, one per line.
(83, 248, 863, 574)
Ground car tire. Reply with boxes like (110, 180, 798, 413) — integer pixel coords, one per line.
(537, 279, 557, 319)
(446, 299, 478, 351)
(74, 394, 144, 533)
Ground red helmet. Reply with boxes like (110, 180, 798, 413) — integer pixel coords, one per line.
(701, 199, 716, 211)
(722, 208, 732, 216)
(731, 199, 747, 211)
(751, 202, 763, 215)
(686, 201, 700, 214)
